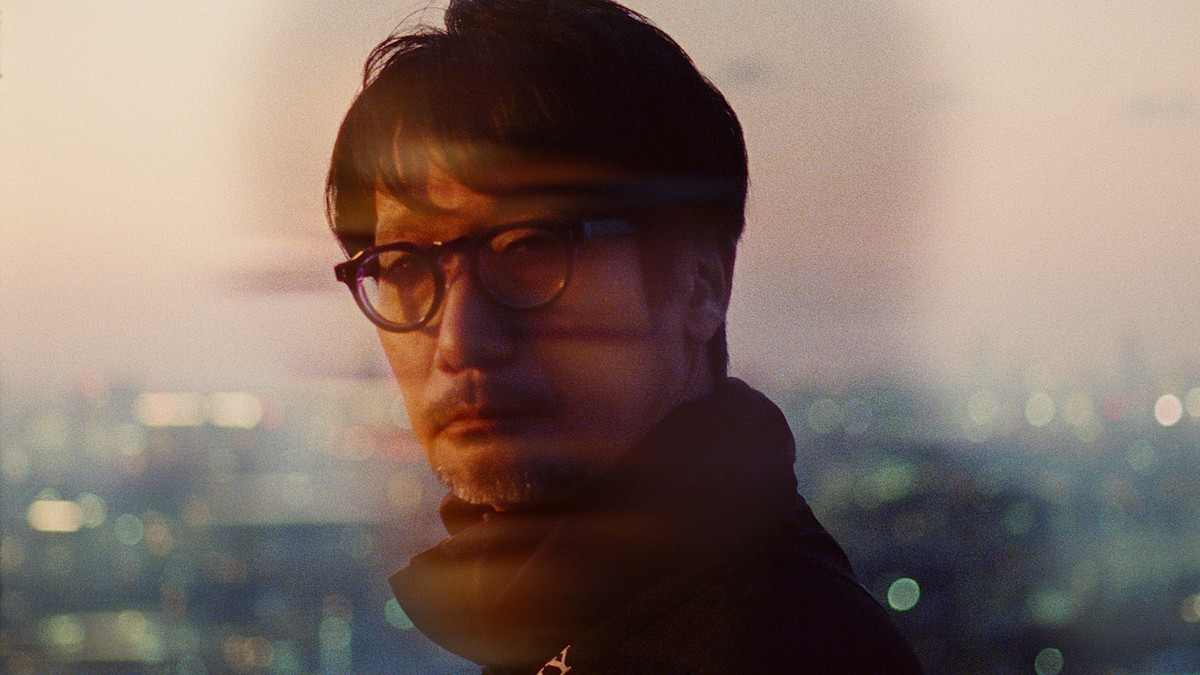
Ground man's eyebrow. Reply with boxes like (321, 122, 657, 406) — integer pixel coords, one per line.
(376, 219, 431, 242)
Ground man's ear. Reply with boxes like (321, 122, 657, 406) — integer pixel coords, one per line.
(683, 243, 732, 344)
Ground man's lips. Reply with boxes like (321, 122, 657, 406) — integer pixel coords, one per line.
(424, 375, 560, 437)
(440, 407, 550, 435)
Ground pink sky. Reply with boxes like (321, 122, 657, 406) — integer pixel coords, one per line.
(2, 0, 1198, 393)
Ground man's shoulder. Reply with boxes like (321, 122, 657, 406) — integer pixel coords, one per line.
(577, 531, 924, 674)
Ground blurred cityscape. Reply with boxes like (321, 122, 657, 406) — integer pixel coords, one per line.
(3, 353, 1200, 674)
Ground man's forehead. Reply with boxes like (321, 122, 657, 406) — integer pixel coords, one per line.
(367, 146, 738, 245)
(462, 155, 636, 192)
(372, 157, 646, 236)
(405, 153, 640, 196)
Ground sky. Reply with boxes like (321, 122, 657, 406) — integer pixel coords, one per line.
(1, 1, 1198, 395)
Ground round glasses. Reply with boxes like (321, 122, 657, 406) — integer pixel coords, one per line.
(335, 218, 635, 332)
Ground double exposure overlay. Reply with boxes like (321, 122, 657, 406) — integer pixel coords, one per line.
(2, 1, 1199, 673)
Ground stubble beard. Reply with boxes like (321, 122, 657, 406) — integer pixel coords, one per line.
(434, 452, 594, 509)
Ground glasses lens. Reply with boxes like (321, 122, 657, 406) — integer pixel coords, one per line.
(478, 226, 571, 309)
(359, 249, 439, 328)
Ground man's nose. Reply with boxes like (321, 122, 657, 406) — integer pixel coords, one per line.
(432, 256, 517, 372)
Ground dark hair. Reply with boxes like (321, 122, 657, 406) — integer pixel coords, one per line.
(326, 0, 748, 375)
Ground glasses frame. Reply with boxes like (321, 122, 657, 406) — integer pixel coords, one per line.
(335, 217, 635, 332)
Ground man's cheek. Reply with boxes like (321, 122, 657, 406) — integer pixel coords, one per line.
(538, 341, 660, 413)
(379, 335, 431, 387)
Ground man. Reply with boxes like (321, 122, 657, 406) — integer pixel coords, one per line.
(328, 0, 923, 672)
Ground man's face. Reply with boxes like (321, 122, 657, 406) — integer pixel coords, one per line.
(374, 161, 710, 509)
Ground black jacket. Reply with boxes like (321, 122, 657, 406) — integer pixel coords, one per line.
(391, 379, 924, 673)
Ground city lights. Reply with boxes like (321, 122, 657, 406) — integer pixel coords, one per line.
(134, 392, 204, 427)
(40, 615, 85, 655)
(3, 1, 1199, 668)
(1028, 589, 1075, 627)
(887, 578, 920, 611)
(143, 520, 175, 557)
(1025, 393, 1055, 427)
(1060, 392, 1094, 428)
(115, 611, 162, 662)
(24, 411, 70, 452)
(27, 499, 83, 533)
(38, 612, 166, 664)
(7, 374, 1200, 671)
(208, 392, 264, 429)
(1033, 647, 1064, 675)
(135, 391, 267, 429)
(76, 493, 108, 528)
(807, 397, 842, 435)
(1186, 388, 1200, 418)
(1180, 593, 1200, 623)
(854, 461, 917, 510)
(318, 616, 353, 671)
(222, 635, 273, 671)
(113, 514, 146, 547)
(1154, 394, 1183, 426)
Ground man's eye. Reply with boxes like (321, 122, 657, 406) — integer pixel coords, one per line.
(489, 227, 562, 257)
(372, 252, 429, 288)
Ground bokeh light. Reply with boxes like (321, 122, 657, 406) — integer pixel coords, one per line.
(1180, 593, 1200, 623)
(1033, 647, 1064, 675)
(40, 615, 84, 655)
(143, 522, 175, 557)
(270, 641, 303, 673)
(1154, 394, 1183, 426)
(27, 499, 83, 533)
(134, 392, 204, 427)
(117, 610, 165, 662)
(114, 514, 146, 547)
(1025, 393, 1055, 427)
(208, 392, 264, 429)
(384, 599, 415, 630)
(807, 397, 842, 435)
(1060, 392, 1094, 428)
(858, 462, 916, 509)
(76, 493, 108, 528)
(222, 634, 273, 671)
(887, 577, 920, 611)
(1028, 589, 1075, 627)
(318, 616, 352, 671)
(1186, 388, 1200, 418)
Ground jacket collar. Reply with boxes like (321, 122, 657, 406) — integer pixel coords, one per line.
(390, 379, 804, 671)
